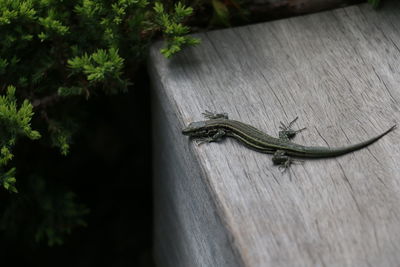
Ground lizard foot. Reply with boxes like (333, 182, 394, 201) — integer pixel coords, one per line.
(273, 150, 303, 171)
(195, 129, 226, 145)
(279, 116, 306, 141)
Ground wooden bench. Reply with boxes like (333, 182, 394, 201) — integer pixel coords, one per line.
(149, 1, 400, 266)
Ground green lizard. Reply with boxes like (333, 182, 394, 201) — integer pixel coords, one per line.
(182, 111, 396, 168)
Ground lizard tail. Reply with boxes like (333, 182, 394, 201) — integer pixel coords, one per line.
(302, 125, 396, 158)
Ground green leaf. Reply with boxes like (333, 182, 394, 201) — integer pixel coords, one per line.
(0, 146, 13, 165)
(154, 2, 164, 14)
(0, 85, 41, 192)
(67, 48, 124, 85)
(0, 168, 17, 193)
(154, 1, 200, 58)
(38, 16, 69, 35)
(38, 32, 48, 41)
(174, 2, 193, 18)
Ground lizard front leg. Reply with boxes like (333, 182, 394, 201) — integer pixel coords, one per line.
(196, 129, 226, 145)
(279, 116, 306, 141)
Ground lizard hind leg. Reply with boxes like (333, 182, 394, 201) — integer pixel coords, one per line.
(279, 116, 306, 141)
(272, 150, 303, 171)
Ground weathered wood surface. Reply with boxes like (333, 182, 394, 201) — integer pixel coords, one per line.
(149, 1, 400, 266)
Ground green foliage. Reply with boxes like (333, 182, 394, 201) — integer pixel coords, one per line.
(154, 2, 200, 58)
(0, 168, 17, 193)
(0, 85, 40, 193)
(38, 12, 69, 36)
(0, 86, 40, 140)
(0, 0, 199, 246)
(68, 47, 126, 93)
(48, 120, 74, 155)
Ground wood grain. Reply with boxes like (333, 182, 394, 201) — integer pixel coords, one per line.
(149, 1, 400, 266)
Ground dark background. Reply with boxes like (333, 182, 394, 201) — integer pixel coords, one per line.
(2, 67, 154, 267)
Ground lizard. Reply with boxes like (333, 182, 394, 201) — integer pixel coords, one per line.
(182, 111, 396, 168)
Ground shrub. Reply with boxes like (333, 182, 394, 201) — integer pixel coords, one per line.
(0, 0, 198, 246)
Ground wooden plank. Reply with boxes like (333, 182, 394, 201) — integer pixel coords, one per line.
(149, 1, 400, 266)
